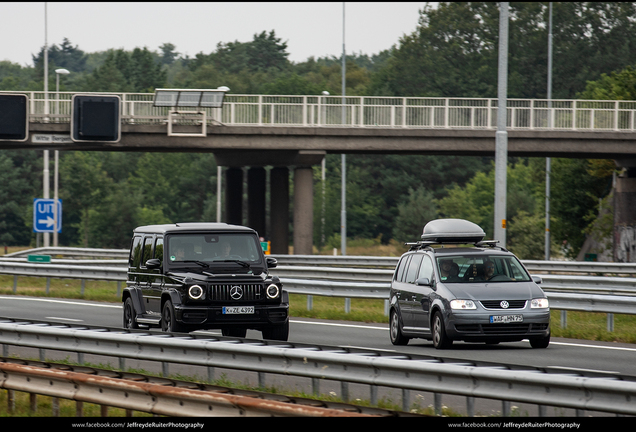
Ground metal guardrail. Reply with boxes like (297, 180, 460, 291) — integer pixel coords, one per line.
(0, 318, 635, 416)
(2, 248, 636, 317)
(0, 359, 385, 417)
(3, 90, 636, 132)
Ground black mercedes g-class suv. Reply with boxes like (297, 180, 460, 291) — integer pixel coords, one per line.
(122, 223, 289, 340)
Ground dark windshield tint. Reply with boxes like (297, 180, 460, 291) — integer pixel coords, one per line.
(436, 254, 531, 283)
(167, 233, 262, 265)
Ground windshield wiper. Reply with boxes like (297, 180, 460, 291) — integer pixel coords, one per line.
(216, 259, 251, 268)
(178, 260, 210, 268)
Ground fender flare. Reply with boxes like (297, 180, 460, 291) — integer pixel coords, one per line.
(122, 287, 145, 316)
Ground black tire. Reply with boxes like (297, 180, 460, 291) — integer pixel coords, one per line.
(432, 311, 453, 349)
(222, 327, 248, 338)
(389, 309, 409, 346)
(123, 297, 139, 330)
(161, 300, 187, 333)
(530, 332, 550, 349)
(262, 321, 289, 341)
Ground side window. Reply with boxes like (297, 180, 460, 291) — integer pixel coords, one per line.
(418, 256, 434, 280)
(130, 236, 142, 268)
(395, 255, 410, 282)
(154, 237, 164, 261)
(141, 236, 154, 267)
(405, 254, 423, 284)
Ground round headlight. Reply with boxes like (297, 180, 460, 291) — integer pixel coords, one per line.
(266, 283, 280, 299)
(188, 285, 204, 300)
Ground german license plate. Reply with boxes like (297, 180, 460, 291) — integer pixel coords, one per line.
(490, 314, 523, 323)
(223, 306, 254, 315)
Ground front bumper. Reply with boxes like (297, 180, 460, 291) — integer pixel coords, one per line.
(446, 309, 550, 342)
(174, 303, 289, 329)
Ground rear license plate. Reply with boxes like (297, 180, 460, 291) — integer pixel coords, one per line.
(490, 315, 523, 323)
(223, 306, 255, 315)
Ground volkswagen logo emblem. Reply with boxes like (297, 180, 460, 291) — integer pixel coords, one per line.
(230, 286, 243, 300)
(500, 300, 509, 309)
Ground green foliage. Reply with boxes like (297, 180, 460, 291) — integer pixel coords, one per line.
(0, 5, 630, 253)
(392, 187, 438, 244)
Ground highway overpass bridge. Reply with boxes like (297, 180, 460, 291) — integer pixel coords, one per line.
(2, 91, 636, 258)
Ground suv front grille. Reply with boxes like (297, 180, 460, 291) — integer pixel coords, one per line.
(210, 284, 263, 301)
(480, 300, 527, 310)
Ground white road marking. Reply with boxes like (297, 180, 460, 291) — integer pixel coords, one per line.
(550, 340, 636, 353)
(0, 296, 120, 308)
(291, 319, 387, 331)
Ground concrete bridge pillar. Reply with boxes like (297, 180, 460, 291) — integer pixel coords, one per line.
(225, 167, 243, 226)
(215, 150, 323, 255)
(247, 167, 266, 237)
(270, 167, 289, 254)
(293, 166, 314, 255)
(614, 161, 636, 262)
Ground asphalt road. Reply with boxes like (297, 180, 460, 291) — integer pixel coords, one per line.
(1, 295, 634, 416)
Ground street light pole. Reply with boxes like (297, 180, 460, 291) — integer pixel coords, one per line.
(341, 2, 347, 256)
(494, 2, 509, 247)
(545, 2, 553, 260)
(43, 2, 50, 247)
(54, 68, 70, 247)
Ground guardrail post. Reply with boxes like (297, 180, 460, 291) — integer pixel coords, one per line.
(502, 400, 511, 416)
(403, 389, 411, 413)
(13, 275, 17, 293)
(208, 366, 215, 382)
(162, 361, 169, 377)
(370, 385, 378, 406)
(46, 277, 50, 294)
(344, 298, 351, 313)
(467, 396, 475, 417)
(561, 310, 567, 328)
(52, 396, 60, 416)
(538, 404, 547, 417)
(258, 372, 266, 389)
(7, 389, 15, 413)
(30, 393, 37, 413)
(435, 393, 444, 415)
(307, 295, 313, 311)
(81, 280, 85, 295)
(341, 381, 349, 401)
(607, 313, 614, 332)
(312, 377, 320, 396)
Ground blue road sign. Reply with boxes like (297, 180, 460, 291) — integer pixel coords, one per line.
(33, 198, 62, 233)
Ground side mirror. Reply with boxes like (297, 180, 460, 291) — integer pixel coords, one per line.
(145, 258, 161, 269)
(532, 275, 542, 284)
(415, 277, 434, 287)
(266, 256, 278, 269)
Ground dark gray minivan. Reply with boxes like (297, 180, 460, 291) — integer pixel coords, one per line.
(123, 223, 289, 340)
(389, 219, 550, 349)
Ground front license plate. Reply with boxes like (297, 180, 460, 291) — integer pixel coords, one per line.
(223, 306, 255, 315)
(490, 315, 523, 323)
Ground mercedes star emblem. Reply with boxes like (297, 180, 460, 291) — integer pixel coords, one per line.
(230, 286, 243, 300)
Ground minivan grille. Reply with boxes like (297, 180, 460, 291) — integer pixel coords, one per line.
(480, 300, 527, 310)
(210, 284, 263, 301)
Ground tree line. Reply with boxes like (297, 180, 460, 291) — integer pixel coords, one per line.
(1, 2, 632, 259)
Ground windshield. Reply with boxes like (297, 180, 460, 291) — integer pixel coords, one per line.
(436, 254, 531, 283)
(167, 233, 263, 266)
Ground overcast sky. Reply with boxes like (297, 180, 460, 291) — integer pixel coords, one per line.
(1, 2, 426, 67)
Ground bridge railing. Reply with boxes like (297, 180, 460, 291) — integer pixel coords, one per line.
(4, 90, 636, 132)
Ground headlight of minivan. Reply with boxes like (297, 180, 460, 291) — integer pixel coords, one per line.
(531, 298, 549, 309)
(450, 299, 476, 310)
